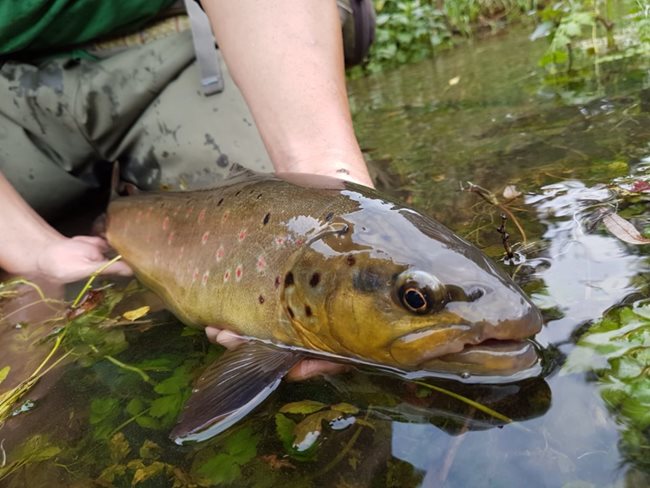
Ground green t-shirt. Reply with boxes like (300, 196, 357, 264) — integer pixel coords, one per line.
(0, 0, 176, 55)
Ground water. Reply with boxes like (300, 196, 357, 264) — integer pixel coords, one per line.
(1, 28, 650, 487)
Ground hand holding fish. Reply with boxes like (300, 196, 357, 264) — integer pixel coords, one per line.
(33, 235, 133, 283)
(204, 327, 349, 381)
(0, 172, 132, 283)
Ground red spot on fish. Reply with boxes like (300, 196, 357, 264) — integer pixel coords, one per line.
(185, 206, 194, 219)
(238, 229, 247, 243)
(275, 236, 285, 247)
(162, 216, 169, 231)
(215, 245, 225, 262)
(224, 269, 231, 282)
(201, 231, 210, 245)
(202, 270, 210, 286)
(197, 208, 207, 224)
(222, 210, 230, 223)
(168, 231, 175, 246)
(146, 206, 153, 218)
(192, 268, 199, 284)
(256, 255, 267, 272)
(274, 276, 281, 288)
(235, 264, 243, 281)
(295, 238, 304, 246)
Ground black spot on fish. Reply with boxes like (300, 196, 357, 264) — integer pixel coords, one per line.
(263, 213, 270, 225)
(346, 255, 356, 266)
(217, 198, 224, 206)
(216, 154, 229, 168)
(257, 194, 263, 199)
(309, 273, 320, 287)
(305, 305, 312, 317)
(258, 295, 265, 304)
(285, 272, 294, 286)
(274, 276, 281, 288)
(336, 168, 350, 175)
(287, 306, 295, 318)
(353, 268, 384, 292)
(325, 212, 334, 222)
(235, 191, 241, 196)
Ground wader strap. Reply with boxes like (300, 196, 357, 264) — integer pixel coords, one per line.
(184, 0, 224, 95)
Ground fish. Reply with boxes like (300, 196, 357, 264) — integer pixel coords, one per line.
(105, 172, 543, 444)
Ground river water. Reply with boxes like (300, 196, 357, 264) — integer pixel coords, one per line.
(1, 26, 649, 488)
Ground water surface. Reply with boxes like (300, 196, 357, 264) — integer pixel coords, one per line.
(1, 27, 650, 487)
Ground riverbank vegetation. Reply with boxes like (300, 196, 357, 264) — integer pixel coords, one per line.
(359, 0, 650, 77)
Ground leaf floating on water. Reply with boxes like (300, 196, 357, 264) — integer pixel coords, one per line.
(293, 410, 343, 451)
(122, 306, 150, 322)
(330, 402, 359, 415)
(502, 185, 522, 200)
(279, 400, 328, 415)
(602, 212, 650, 245)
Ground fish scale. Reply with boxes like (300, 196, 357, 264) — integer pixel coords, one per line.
(107, 174, 356, 344)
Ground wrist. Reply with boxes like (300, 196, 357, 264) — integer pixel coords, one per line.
(274, 152, 374, 189)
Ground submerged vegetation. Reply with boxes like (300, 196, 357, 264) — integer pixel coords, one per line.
(0, 276, 519, 486)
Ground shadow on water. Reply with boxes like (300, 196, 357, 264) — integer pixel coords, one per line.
(2, 26, 650, 487)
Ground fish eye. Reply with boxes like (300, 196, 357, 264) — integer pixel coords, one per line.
(395, 271, 447, 315)
(401, 287, 429, 313)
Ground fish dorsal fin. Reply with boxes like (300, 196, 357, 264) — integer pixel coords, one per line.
(170, 342, 302, 445)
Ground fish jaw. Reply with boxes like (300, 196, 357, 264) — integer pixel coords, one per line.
(389, 298, 543, 375)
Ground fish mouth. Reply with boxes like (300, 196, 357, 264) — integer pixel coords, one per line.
(424, 339, 539, 375)
(390, 324, 540, 377)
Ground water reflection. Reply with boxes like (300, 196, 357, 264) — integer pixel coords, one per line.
(528, 181, 649, 346)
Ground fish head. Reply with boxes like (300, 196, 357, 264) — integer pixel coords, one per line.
(282, 186, 543, 381)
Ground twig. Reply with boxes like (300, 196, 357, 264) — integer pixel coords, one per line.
(90, 346, 152, 384)
(496, 214, 515, 260)
(463, 182, 527, 245)
(412, 380, 511, 423)
(314, 408, 372, 478)
(71, 255, 123, 309)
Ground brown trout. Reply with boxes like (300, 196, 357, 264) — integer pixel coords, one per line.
(106, 172, 542, 444)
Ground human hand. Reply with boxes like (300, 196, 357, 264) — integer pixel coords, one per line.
(35, 235, 132, 284)
(205, 327, 349, 380)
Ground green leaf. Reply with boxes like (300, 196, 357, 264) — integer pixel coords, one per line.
(196, 453, 241, 485)
(135, 415, 161, 430)
(126, 398, 145, 417)
(90, 397, 120, 424)
(224, 426, 258, 464)
(330, 403, 359, 414)
(279, 400, 327, 415)
(149, 394, 181, 419)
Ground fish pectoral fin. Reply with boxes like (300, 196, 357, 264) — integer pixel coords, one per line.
(170, 342, 302, 445)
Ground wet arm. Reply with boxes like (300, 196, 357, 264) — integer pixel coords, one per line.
(202, 0, 373, 187)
